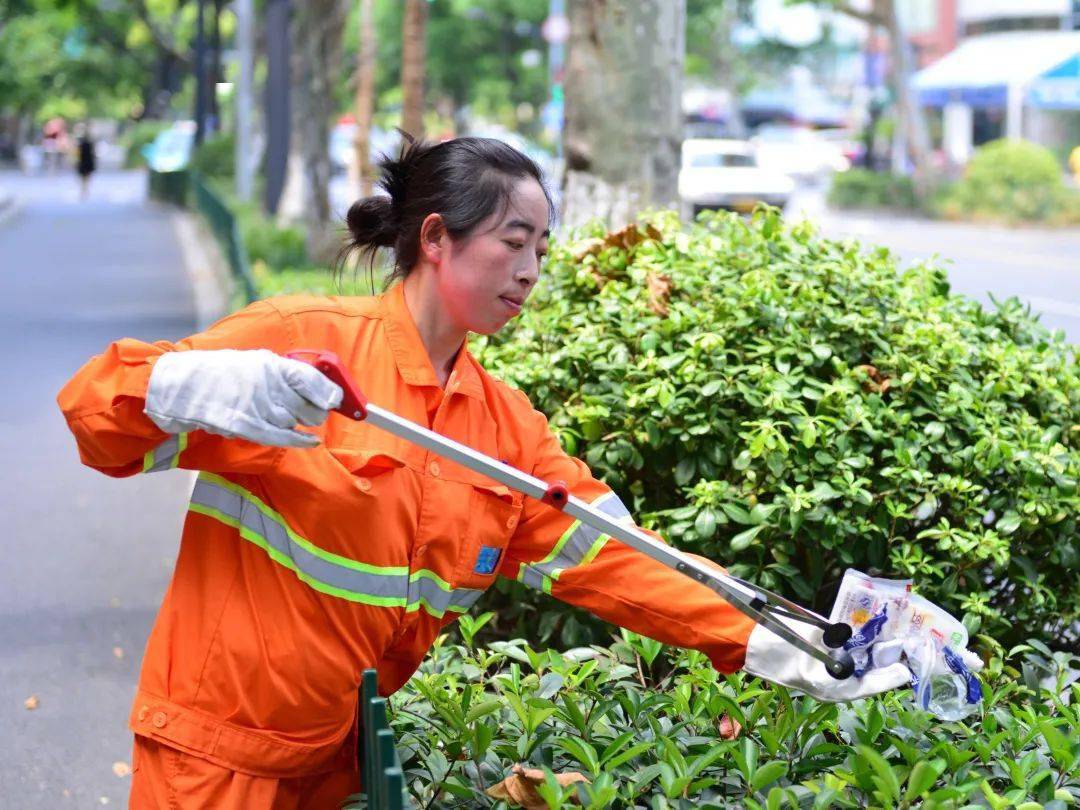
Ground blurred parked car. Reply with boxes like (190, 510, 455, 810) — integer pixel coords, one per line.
(816, 127, 866, 169)
(751, 124, 850, 181)
(679, 138, 795, 215)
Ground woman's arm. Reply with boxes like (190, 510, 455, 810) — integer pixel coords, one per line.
(498, 398, 755, 674)
(56, 300, 296, 477)
(500, 396, 913, 700)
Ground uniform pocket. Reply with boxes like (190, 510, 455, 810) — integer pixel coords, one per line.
(326, 448, 406, 495)
(452, 481, 523, 591)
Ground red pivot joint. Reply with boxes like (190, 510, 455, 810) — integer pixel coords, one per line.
(541, 481, 569, 510)
(285, 349, 369, 421)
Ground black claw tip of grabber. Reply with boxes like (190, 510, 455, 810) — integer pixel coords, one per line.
(823, 622, 853, 649)
(828, 657, 855, 680)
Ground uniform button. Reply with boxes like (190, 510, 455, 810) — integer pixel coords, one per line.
(152, 711, 167, 728)
(506, 515, 518, 529)
(137, 705, 149, 722)
(415, 546, 427, 558)
(428, 461, 440, 477)
(357, 477, 372, 492)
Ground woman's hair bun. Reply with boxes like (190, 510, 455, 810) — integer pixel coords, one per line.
(344, 195, 397, 250)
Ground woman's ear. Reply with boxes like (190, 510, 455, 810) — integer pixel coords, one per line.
(418, 213, 446, 264)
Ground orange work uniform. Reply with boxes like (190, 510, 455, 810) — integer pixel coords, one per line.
(57, 282, 755, 806)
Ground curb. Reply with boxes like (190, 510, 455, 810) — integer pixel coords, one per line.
(170, 209, 235, 330)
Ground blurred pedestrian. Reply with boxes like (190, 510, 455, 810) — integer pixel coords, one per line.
(74, 123, 96, 200)
(42, 117, 67, 173)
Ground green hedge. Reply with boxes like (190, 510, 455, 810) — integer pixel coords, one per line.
(473, 209, 1078, 652)
(828, 169, 917, 211)
(190, 131, 236, 180)
(937, 139, 1079, 225)
(344, 618, 1079, 808)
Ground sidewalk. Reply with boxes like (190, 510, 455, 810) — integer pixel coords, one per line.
(0, 169, 199, 807)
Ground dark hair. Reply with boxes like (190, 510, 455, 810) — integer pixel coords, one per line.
(338, 130, 555, 290)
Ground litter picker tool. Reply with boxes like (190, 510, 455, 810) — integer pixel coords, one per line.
(289, 350, 856, 679)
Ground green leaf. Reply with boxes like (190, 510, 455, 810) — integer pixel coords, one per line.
(904, 759, 943, 802)
(694, 508, 718, 539)
(464, 699, 502, 724)
(856, 745, 901, 804)
(750, 760, 789, 792)
(731, 524, 765, 552)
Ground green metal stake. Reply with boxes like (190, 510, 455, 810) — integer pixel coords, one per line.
(368, 696, 388, 808)
(377, 730, 397, 809)
(384, 766, 406, 810)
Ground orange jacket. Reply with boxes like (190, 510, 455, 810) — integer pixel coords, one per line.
(57, 282, 754, 777)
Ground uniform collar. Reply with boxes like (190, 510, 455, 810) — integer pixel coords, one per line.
(379, 282, 483, 399)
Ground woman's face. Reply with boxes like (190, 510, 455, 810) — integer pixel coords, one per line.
(435, 178, 550, 335)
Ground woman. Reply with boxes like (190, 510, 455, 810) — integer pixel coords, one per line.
(58, 135, 908, 809)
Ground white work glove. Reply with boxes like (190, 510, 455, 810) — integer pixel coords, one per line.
(742, 618, 912, 702)
(145, 349, 344, 448)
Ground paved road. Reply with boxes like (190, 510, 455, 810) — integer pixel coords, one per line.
(787, 184, 1080, 342)
(0, 170, 196, 807)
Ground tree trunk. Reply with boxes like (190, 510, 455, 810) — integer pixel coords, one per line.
(561, 0, 686, 231)
(869, 0, 932, 199)
(713, 2, 746, 139)
(278, 0, 347, 263)
(401, 0, 427, 139)
(354, 0, 377, 197)
(234, 0, 255, 201)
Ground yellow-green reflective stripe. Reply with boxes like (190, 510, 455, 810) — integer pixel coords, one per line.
(143, 433, 188, 473)
(191, 473, 485, 617)
(200, 472, 408, 576)
(517, 492, 629, 593)
(188, 502, 406, 607)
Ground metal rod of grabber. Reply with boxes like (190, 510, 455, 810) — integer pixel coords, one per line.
(363, 401, 853, 679)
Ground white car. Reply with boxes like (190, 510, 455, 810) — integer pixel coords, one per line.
(751, 124, 851, 182)
(678, 139, 795, 215)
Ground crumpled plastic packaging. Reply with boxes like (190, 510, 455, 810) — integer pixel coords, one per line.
(828, 569, 983, 720)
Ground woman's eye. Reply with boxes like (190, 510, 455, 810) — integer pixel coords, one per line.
(505, 241, 525, 251)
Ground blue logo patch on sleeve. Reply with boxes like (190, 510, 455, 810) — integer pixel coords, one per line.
(474, 546, 502, 575)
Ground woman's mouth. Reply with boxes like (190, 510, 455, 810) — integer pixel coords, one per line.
(498, 296, 523, 314)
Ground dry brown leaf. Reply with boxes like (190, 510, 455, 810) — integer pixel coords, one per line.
(484, 763, 589, 808)
(112, 762, 131, 778)
(646, 271, 673, 316)
(605, 223, 663, 250)
(112, 647, 124, 660)
(24, 695, 38, 710)
(855, 364, 893, 395)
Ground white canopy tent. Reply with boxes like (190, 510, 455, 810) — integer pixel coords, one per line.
(913, 31, 1080, 146)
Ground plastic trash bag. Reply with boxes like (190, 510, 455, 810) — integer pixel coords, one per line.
(829, 569, 983, 720)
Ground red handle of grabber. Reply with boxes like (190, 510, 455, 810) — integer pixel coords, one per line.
(286, 350, 368, 421)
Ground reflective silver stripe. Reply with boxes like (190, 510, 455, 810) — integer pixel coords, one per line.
(190, 473, 488, 616)
(517, 491, 631, 592)
(143, 433, 188, 473)
(407, 573, 486, 617)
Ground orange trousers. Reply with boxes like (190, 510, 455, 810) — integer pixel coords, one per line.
(129, 735, 361, 809)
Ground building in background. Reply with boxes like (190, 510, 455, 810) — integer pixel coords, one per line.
(958, 0, 1079, 35)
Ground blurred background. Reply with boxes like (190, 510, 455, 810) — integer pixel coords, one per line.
(0, 0, 1078, 806)
(2, 0, 1079, 327)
